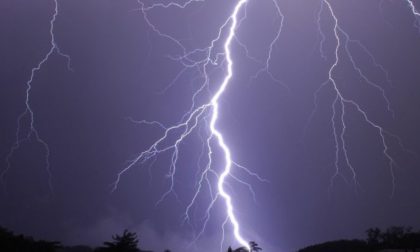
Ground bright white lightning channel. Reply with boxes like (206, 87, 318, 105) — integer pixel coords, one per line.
(406, 0, 420, 31)
(211, 0, 250, 250)
(116, 0, 414, 249)
(407, 0, 420, 16)
(2, 0, 418, 250)
(114, 0, 252, 250)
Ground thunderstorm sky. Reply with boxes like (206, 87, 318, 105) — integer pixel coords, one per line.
(1, 0, 420, 251)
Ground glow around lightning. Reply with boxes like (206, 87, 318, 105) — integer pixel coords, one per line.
(4, 0, 419, 250)
(406, 0, 420, 30)
(407, 0, 420, 16)
(112, 0, 417, 249)
(211, 0, 249, 249)
(113, 0, 252, 250)
(1, 0, 71, 194)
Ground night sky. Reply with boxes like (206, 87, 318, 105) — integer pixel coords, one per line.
(1, 0, 420, 251)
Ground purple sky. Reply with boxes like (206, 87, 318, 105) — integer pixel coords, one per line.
(1, 0, 420, 251)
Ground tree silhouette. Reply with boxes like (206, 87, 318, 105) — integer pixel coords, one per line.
(227, 241, 262, 252)
(366, 227, 382, 250)
(299, 226, 420, 252)
(95, 230, 140, 252)
(404, 231, 420, 252)
(249, 241, 262, 252)
(379, 226, 416, 250)
(0, 226, 61, 252)
(298, 239, 370, 252)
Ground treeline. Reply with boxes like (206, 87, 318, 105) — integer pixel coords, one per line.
(366, 226, 420, 251)
(0, 226, 60, 252)
(0, 225, 265, 252)
(0, 227, 154, 252)
(2, 225, 419, 252)
(298, 226, 420, 252)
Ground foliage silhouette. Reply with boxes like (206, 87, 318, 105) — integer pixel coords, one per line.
(368, 226, 420, 252)
(298, 239, 370, 252)
(299, 226, 420, 252)
(95, 230, 140, 252)
(227, 241, 262, 252)
(1, 224, 420, 252)
(366, 227, 382, 250)
(249, 241, 262, 251)
(0, 226, 61, 252)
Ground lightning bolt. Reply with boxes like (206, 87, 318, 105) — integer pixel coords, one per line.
(407, 0, 420, 31)
(210, 1, 249, 249)
(407, 0, 420, 16)
(251, 0, 288, 91)
(1, 0, 72, 194)
(5, 0, 418, 251)
(116, 0, 416, 249)
(310, 0, 411, 197)
(114, 0, 254, 250)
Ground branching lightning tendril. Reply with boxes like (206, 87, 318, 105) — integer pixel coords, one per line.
(113, 0, 253, 250)
(314, 0, 412, 197)
(1, 0, 72, 195)
(113, 0, 416, 249)
(3, 0, 419, 250)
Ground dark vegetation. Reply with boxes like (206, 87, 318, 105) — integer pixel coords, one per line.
(0, 226, 60, 252)
(298, 226, 420, 252)
(1, 225, 419, 252)
(0, 225, 261, 252)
